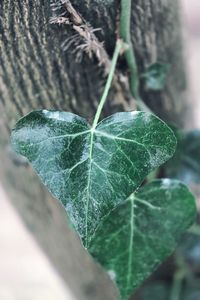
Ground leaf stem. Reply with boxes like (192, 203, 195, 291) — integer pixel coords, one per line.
(92, 40, 123, 128)
(120, 0, 151, 113)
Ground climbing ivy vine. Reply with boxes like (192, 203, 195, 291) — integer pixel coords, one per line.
(10, 1, 197, 299)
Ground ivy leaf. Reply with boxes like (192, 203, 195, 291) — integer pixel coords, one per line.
(165, 130, 200, 184)
(142, 63, 170, 91)
(11, 110, 176, 246)
(89, 180, 196, 300)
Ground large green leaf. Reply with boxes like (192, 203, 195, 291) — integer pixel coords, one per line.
(89, 180, 196, 300)
(11, 110, 176, 246)
(165, 130, 200, 184)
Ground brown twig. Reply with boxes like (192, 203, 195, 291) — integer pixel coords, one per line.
(50, 0, 135, 111)
(50, 0, 111, 72)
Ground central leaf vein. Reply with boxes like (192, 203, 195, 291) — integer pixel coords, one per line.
(85, 129, 95, 248)
(127, 195, 135, 292)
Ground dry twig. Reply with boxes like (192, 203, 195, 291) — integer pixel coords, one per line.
(50, 0, 111, 72)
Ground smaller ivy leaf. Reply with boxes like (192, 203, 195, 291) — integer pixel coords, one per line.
(89, 180, 196, 300)
(11, 110, 176, 247)
(165, 130, 200, 184)
(142, 63, 170, 91)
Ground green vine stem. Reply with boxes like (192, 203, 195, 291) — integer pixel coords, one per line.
(86, 39, 122, 247)
(120, 0, 151, 113)
(92, 39, 123, 128)
(92, 0, 152, 122)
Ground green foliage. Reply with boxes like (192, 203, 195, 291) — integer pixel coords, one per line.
(165, 130, 200, 184)
(11, 109, 196, 299)
(8, 0, 198, 297)
(11, 110, 176, 245)
(142, 63, 170, 91)
(89, 180, 196, 299)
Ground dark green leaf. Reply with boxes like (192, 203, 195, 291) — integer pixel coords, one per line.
(165, 130, 200, 184)
(11, 110, 176, 246)
(142, 63, 170, 91)
(89, 180, 196, 300)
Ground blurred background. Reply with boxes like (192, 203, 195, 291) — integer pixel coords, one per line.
(183, 0, 200, 127)
(0, 1, 200, 300)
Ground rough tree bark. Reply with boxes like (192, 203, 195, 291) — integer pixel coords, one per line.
(0, 0, 192, 299)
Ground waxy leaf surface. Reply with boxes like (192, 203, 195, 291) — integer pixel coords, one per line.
(11, 110, 176, 246)
(89, 180, 196, 300)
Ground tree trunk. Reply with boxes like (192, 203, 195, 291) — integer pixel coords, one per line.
(0, 0, 191, 299)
